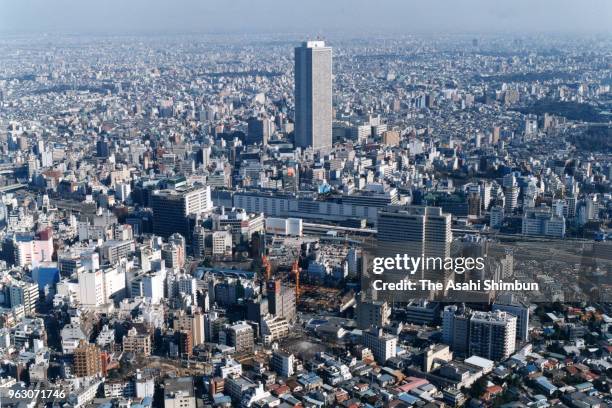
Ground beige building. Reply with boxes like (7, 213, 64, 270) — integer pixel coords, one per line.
(261, 314, 289, 344)
(74, 340, 102, 377)
(382, 130, 400, 146)
(122, 328, 152, 356)
(173, 312, 205, 347)
(423, 344, 453, 372)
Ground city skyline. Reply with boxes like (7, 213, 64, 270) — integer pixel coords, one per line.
(0, 2, 610, 405)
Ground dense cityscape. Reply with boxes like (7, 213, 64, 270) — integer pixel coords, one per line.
(0, 22, 611, 408)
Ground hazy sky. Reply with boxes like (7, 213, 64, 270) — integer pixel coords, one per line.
(1, 0, 611, 35)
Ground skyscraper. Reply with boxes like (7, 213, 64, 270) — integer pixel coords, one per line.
(294, 41, 332, 152)
(377, 206, 452, 277)
(375, 205, 452, 300)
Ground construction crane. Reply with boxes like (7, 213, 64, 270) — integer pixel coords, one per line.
(262, 255, 272, 281)
(291, 260, 301, 302)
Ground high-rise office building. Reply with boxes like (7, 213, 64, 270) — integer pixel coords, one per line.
(378, 205, 452, 258)
(377, 206, 452, 286)
(247, 116, 272, 146)
(294, 41, 332, 152)
(151, 185, 212, 239)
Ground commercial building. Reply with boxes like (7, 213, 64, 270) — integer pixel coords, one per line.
(267, 278, 296, 322)
(227, 322, 254, 354)
(247, 116, 272, 146)
(355, 299, 390, 329)
(265, 217, 303, 236)
(11, 230, 54, 268)
(404, 299, 441, 325)
(294, 41, 332, 151)
(522, 206, 566, 238)
(361, 327, 397, 364)
(151, 185, 212, 239)
(100, 239, 134, 264)
(377, 206, 452, 286)
(230, 191, 386, 225)
(271, 351, 295, 377)
(210, 230, 232, 258)
(33, 262, 60, 291)
(163, 377, 196, 408)
(212, 208, 265, 244)
(9, 281, 39, 315)
(122, 328, 152, 356)
(73, 340, 102, 377)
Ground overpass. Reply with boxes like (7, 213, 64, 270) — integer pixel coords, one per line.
(0, 183, 26, 193)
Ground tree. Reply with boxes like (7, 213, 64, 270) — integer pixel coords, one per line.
(469, 377, 488, 398)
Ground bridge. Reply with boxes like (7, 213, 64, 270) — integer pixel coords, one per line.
(0, 183, 26, 193)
